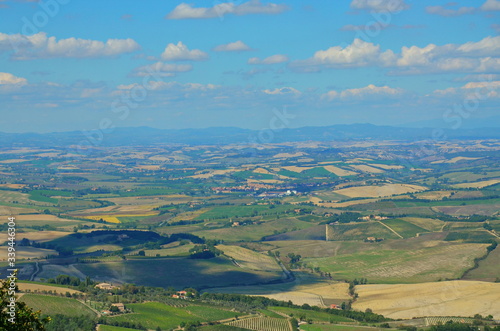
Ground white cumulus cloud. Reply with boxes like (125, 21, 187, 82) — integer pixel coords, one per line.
(161, 42, 209, 61)
(0, 32, 140, 60)
(0, 72, 27, 85)
(481, 0, 500, 11)
(166, 0, 289, 19)
(350, 0, 409, 12)
(213, 41, 252, 52)
(262, 86, 300, 95)
(323, 84, 405, 100)
(132, 62, 193, 77)
(248, 54, 289, 64)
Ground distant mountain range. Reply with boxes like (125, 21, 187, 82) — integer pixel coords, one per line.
(1, 124, 500, 148)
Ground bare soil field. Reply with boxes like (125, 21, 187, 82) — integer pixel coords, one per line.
(0, 246, 57, 260)
(322, 165, 357, 176)
(368, 164, 404, 170)
(334, 184, 426, 198)
(0, 230, 69, 243)
(282, 166, 314, 173)
(349, 164, 385, 174)
(353, 281, 500, 319)
(453, 179, 500, 189)
(18, 283, 82, 295)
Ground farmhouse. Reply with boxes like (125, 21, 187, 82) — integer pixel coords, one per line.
(330, 304, 341, 309)
(95, 283, 116, 290)
(111, 303, 125, 312)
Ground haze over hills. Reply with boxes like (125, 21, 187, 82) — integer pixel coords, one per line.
(1, 124, 500, 148)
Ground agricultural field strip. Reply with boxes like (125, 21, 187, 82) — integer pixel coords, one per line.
(377, 221, 403, 239)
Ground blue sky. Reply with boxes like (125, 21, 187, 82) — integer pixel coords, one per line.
(0, 0, 499, 133)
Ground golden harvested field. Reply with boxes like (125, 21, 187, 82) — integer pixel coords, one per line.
(282, 166, 314, 173)
(105, 195, 193, 206)
(206, 275, 349, 307)
(217, 245, 282, 272)
(353, 281, 500, 319)
(273, 152, 305, 158)
(84, 215, 121, 223)
(322, 165, 357, 176)
(0, 206, 37, 215)
(414, 191, 453, 200)
(453, 179, 500, 188)
(0, 183, 26, 189)
(432, 156, 483, 164)
(0, 246, 57, 260)
(349, 164, 385, 174)
(368, 164, 404, 170)
(0, 159, 29, 164)
(0, 230, 69, 243)
(253, 167, 272, 174)
(18, 283, 83, 295)
(334, 184, 427, 198)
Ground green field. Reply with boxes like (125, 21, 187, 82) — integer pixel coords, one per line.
(109, 302, 237, 330)
(462, 245, 500, 281)
(444, 230, 497, 243)
(109, 302, 199, 330)
(193, 218, 315, 241)
(329, 222, 399, 241)
(74, 256, 282, 289)
(380, 219, 428, 238)
(194, 205, 307, 220)
(302, 242, 488, 283)
(19, 294, 96, 317)
(226, 316, 291, 331)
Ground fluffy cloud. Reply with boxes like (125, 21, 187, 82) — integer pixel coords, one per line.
(262, 86, 300, 95)
(213, 41, 252, 52)
(291, 36, 500, 75)
(117, 81, 218, 92)
(291, 39, 396, 71)
(0, 32, 140, 60)
(248, 54, 288, 64)
(425, 5, 475, 17)
(350, 0, 409, 12)
(426, 0, 500, 16)
(161, 42, 208, 61)
(432, 80, 500, 99)
(481, 0, 500, 11)
(0, 72, 27, 86)
(166, 0, 289, 19)
(323, 84, 404, 100)
(132, 62, 193, 77)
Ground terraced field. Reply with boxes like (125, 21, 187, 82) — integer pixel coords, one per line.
(226, 316, 291, 331)
(110, 302, 237, 330)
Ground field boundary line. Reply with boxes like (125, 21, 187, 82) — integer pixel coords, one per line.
(378, 221, 403, 239)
